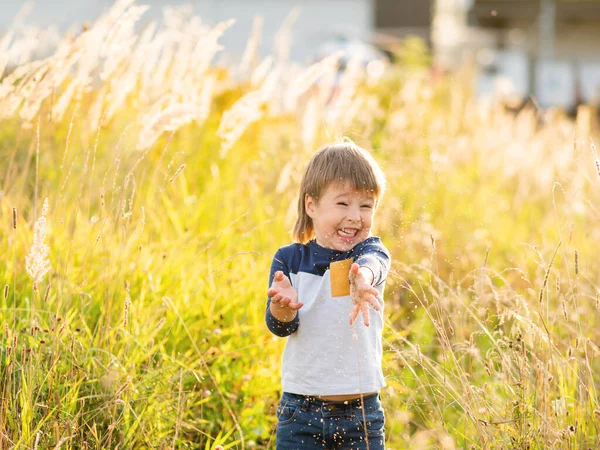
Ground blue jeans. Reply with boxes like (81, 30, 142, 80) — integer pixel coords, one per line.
(276, 392, 385, 449)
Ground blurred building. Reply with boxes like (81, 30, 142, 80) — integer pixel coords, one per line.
(468, 0, 600, 109)
(374, 0, 432, 41)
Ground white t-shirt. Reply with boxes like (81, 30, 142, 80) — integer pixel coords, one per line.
(266, 237, 390, 396)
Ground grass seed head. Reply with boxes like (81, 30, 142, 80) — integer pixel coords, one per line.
(25, 198, 51, 290)
(43, 283, 51, 302)
(123, 294, 131, 328)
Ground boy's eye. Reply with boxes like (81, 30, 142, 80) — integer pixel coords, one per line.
(337, 202, 348, 206)
(361, 204, 373, 209)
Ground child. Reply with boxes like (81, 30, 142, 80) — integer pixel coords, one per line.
(266, 141, 391, 449)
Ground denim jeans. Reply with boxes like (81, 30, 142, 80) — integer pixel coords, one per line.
(276, 392, 385, 449)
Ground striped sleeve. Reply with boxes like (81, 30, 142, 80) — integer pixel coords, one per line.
(265, 248, 299, 337)
(354, 238, 391, 286)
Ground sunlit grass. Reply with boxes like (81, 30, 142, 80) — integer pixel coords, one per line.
(1, 2, 600, 449)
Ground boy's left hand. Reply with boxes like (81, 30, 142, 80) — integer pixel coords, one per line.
(348, 263, 381, 327)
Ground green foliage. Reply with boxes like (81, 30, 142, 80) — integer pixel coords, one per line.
(394, 36, 432, 69)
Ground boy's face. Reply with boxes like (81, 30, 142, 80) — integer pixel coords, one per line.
(305, 182, 376, 252)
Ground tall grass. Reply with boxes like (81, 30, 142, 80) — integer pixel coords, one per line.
(1, 2, 599, 448)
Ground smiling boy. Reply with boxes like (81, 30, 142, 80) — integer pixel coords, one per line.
(266, 141, 391, 449)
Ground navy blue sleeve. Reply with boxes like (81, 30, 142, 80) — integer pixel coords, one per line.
(266, 248, 300, 337)
(353, 237, 391, 286)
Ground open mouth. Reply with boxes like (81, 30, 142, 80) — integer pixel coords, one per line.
(337, 228, 359, 240)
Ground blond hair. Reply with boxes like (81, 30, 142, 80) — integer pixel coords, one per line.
(293, 141, 386, 244)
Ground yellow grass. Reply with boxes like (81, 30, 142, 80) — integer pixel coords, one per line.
(1, 2, 599, 448)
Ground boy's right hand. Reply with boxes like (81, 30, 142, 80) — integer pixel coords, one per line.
(268, 271, 303, 321)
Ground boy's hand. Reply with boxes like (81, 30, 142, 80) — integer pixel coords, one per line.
(268, 271, 303, 322)
(349, 263, 380, 327)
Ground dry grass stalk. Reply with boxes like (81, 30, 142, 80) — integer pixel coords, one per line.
(43, 283, 51, 303)
(169, 165, 186, 183)
(539, 241, 561, 304)
(87, 88, 107, 134)
(129, 20, 158, 72)
(301, 94, 320, 149)
(99, 4, 149, 80)
(33, 430, 41, 450)
(58, 102, 78, 165)
(0, 59, 45, 118)
(25, 198, 51, 292)
(140, 31, 175, 97)
(52, 81, 79, 123)
(0, 31, 14, 78)
(273, 8, 299, 63)
(238, 16, 264, 78)
(12, 62, 52, 119)
(187, 20, 235, 81)
(284, 52, 341, 111)
(137, 103, 210, 150)
(123, 295, 131, 328)
(217, 88, 268, 157)
(250, 56, 274, 87)
(20, 40, 82, 122)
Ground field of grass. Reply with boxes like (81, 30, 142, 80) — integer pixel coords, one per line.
(1, 2, 600, 449)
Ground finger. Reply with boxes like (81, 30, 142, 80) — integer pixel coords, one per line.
(349, 304, 360, 325)
(271, 294, 283, 304)
(362, 301, 370, 327)
(288, 301, 304, 310)
(365, 294, 380, 311)
(267, 287, 279, 297)
(355, 284, 376, 297)
(280, 297, 291, 307)
(358, 288, 379, 304)
(280, 276, 292, 288)
(350, 263, 360, 275)
(275, 272, 292, 288)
